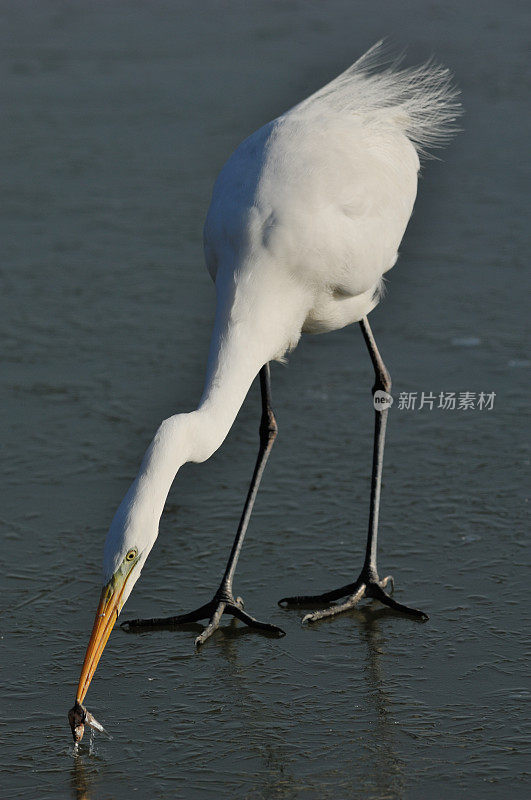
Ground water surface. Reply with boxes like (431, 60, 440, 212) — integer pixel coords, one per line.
(1, 2, 529, 798)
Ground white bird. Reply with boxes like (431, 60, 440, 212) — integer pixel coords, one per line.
(71, 42, 461, 713)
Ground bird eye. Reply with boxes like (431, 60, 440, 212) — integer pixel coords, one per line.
(125, 548, 138, 562)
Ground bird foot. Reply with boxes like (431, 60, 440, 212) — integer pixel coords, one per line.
(278, 573, 429, 623)
(120, 590, 285, 647)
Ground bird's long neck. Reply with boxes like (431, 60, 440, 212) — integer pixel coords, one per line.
(194, 277, 275, 459)
(131, 269, 301, 521)
(133, 342, 260, 521)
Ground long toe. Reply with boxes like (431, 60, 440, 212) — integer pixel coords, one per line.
(367, 583, 429, 621)
(302, 585, 366, 624)
(230, 605, 285, 636)
(120, 601, 214, 631)
(278, 580, 362, 607)
(195, 603, 226, 647)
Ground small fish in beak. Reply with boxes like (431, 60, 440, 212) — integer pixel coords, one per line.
(68, 700, 110, 743)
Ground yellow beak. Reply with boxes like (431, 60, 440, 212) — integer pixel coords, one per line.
(75, 569, 132, 704)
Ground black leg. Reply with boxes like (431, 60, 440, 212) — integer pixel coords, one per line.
(121, 363, 286, 645)
(279, 317, 428, 623)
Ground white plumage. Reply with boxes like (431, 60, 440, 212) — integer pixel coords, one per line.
(204, 40, 459, 344)
(73, 43, 461, 707)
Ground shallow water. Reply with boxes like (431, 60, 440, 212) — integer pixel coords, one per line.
(1, 2, 529, 798)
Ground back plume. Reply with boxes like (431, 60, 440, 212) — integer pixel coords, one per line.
(295, 40, 462, 158)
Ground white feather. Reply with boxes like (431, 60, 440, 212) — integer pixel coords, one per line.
(296, 40, 462, 156)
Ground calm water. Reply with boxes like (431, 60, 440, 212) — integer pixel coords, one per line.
(1, 2, 529, 798)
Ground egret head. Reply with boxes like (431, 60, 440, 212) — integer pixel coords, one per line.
(74, 486, 158, 705)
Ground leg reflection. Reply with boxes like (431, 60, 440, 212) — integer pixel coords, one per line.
(356, 607, 406, 797)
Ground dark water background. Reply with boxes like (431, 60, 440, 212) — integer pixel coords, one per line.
(1, 1, 529, 798)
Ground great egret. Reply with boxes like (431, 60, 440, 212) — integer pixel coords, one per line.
(71, 42, 461, 719)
